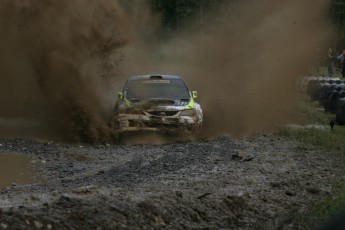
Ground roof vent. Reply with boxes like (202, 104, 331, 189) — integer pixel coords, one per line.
(150, 75, 163, 80)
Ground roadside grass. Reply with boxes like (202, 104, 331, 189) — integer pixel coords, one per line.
(279, 101, 345, 153)
(317, 66, 343, 79)
(279, 126, 345, 154)
(278, 100, 345, 228)
(295, 180, 345, 229)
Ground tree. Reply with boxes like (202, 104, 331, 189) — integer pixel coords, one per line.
(329, 0, 345, 48)
(150, 0, 226, 32)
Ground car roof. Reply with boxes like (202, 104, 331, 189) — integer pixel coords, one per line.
(127, 75, 183, 81)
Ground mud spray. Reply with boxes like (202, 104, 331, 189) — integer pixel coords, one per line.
(142, 0, 331, 138)
(0, 0, 331, 143)
(0, 0, 130, 143)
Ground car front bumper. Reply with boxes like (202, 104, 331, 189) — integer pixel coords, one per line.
(113, 113, 201, 134)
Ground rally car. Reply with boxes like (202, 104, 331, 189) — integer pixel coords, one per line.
(111, 74, 203, 136)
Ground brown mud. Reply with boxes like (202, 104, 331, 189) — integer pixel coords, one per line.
(0, 152, 42, 188)
(0, 135, 343, 229)
(0, 0, 131, 143)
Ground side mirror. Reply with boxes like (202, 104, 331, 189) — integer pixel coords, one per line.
(192, 91, 198, 99)
(118, 92, 124, 100)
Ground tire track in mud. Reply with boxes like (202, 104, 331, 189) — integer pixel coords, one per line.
(0, 135, 344, 229)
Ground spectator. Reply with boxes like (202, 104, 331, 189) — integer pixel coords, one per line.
(328, 48, 335, 77)
(337, 48, 345, 78)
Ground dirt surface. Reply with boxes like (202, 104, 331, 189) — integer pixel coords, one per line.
(0, 134, 343, 229)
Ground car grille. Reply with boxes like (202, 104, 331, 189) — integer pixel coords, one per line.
(127, 119, 180, 129)
(148, 111, 179, 117)
(144, 122, 179, 129)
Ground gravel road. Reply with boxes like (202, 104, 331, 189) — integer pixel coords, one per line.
(0, 134, 344, 229)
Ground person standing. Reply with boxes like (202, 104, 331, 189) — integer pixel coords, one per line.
(337, 49, 345, 78)
(328, 48, 335, 77)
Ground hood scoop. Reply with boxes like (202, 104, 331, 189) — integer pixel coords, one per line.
(145, 98, 175, 106)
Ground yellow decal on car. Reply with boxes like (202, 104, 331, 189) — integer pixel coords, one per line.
(125, 99, 132, 108)
(185, 98, 196, 109)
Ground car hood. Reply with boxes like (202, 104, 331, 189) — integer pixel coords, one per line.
(128, 98, 191, 110)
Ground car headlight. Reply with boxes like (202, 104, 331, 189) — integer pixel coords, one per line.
(180, 109, 195, 116)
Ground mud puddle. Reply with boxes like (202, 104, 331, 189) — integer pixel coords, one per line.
(0, 153, 43, 188)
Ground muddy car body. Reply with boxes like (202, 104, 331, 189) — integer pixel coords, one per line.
(112, 75, 203, 136)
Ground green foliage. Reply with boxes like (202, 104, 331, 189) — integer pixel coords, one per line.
(295, 101, 334, 124)
(330, 0, 345, 25)
(150, 0, 198, 29)
(279, 127, 345, 153)
(329, 0, 345, 49)
(149, 0, 226, 31)
(295, 181, 345, 229)
(279, 102, 345, 153)
(148, 0, 345, 47)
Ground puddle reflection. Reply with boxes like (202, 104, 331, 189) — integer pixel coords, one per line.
(0, 153, 43, 188)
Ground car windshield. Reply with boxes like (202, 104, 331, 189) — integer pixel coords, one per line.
(125, 79, 190, 100)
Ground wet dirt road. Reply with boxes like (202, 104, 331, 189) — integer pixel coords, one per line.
(0, 134, 343, 229)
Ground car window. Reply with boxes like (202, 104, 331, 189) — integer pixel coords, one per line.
(125, 79, 190, 100)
